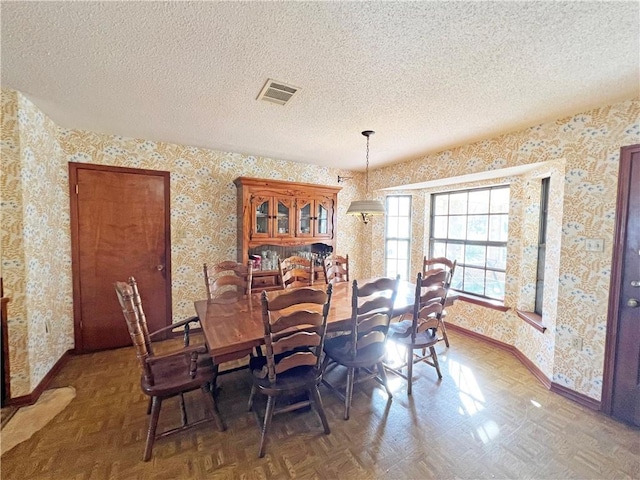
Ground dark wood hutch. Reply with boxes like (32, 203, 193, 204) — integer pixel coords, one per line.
(234, 177, 341, 292)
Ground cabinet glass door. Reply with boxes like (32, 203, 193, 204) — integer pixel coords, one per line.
(298, 199, 312, 236)
(316, 202, 329, 235)
(276, 199, 290, 235)
(254, 198, 270, 236)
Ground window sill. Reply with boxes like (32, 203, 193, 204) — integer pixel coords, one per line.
(515, 310, 547, 333)
(452, 291, 510, 312)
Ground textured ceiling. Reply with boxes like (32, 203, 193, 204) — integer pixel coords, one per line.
(1, 1, 638, 170)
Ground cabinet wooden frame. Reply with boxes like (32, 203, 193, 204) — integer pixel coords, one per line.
(234, 177, 341, 291)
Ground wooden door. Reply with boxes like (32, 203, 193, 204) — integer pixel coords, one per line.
(70, 163, 171, 352)
(603, 144, 640, 426)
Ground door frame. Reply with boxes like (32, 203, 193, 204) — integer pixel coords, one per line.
(601, 144, 639, 415)
(69, 162, 172, 353)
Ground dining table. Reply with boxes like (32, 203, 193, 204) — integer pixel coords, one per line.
(194, 279, 417, 364)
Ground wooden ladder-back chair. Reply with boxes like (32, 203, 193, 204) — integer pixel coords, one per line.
(203, 261, 257, 378)
(323, 254, 350, 284)
(204, 261, 253, 301)
(423, 256, 457, 347)
(386, 272, 447, 394)
(278, 255, 315, 289)
(114, 277, 225, 461)
(247, 285, 333, 457)
(322, 277, 399, 420)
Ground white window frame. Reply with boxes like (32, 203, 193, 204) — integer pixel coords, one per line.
(385, 195, 412, 280)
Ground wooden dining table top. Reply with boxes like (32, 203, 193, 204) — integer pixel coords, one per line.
(194, 279, 417, 362)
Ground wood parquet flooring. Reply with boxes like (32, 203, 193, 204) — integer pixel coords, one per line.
(1, 330, 638, 479)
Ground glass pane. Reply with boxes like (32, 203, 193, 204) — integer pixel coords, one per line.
(449, 192, 467, 214)
(448, 216, 467, 239)
(317, 203, 328, 234)
(386, 240, 398, 259)
(434, 194, 448, 215)
(256, 200, 269, 234)
(465, 244, 486, 267)
(486, 270, 505, 299)
(446, 243, 464, 264)
(467, 215, 488, 241)
(464, 267, 485, 296)
(397, 217, 410, 238)
(387, 217, 398, 236)
(386, 261, 398, 278)
(490, 188, 510, 213)
(487, 246, 506, 270)
(489, 214, 509, 241)
(451, 266, 463, 290)
(433, 216, 447, 237)
(396, 240, 409, 260)
(468, 190, 489, 214)
(277, 201, 289, 234)
(299, 203, 311, 234)
(398, 196, 411, 215)
(387, 196, 399, 215)
(432, 241, 446, 258)
(396, 259, 408, 280)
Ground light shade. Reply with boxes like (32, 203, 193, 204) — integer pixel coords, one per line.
(346, 199, 386, 224)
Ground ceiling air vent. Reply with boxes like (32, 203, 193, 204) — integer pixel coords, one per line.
(257, 79, 299, 106)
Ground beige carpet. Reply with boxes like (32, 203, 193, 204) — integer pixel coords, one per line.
(1, 387, 76, 455)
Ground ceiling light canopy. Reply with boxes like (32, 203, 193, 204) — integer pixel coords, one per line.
(346, 130, 385, 224)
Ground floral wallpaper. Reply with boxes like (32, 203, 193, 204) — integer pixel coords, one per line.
(370, 99, 640, 399)
(1, 86, 638, 402)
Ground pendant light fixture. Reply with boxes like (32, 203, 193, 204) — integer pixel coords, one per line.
(346, 130, 385, 224)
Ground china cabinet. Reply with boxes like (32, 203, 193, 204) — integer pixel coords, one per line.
(234, 177, 341, 291)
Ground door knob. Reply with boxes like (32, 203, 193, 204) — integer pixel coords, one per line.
(627, 298, 639, 308)
(631, 280, 640, 287)
(157, 265, 164, 271)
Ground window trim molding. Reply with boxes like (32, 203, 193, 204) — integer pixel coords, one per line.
(452, 290, 510, 312)
(516, 309, 547, 333)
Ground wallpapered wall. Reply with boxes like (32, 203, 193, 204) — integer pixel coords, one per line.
(1, 87, 638, 401)
(368, 99, 639, 399)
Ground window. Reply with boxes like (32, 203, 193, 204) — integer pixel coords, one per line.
(385, 195, 411, 280)
(534, 177, 550, 315)
(430, 185, 509, 300)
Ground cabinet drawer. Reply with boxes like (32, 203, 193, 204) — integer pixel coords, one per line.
(252, 274, 280, 291)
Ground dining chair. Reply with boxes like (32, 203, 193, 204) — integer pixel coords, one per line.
(203, 261, 257, 379)
(204, 260, 253, 300)
(247, 284, 333, 457)
(114, 277, 225, 461)
(323, 254, 349, 284)
(423, 256, 457, 347)
(321, 276, 399, 420)
(385, 271, 447, 394)
(278, 255, 315, 289)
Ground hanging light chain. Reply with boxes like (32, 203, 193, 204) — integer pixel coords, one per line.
(365, 133, 370, 194)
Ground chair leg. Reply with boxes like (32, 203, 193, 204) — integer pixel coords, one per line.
(430, 346, 443, 379)
(248, 385, 256, 411)
(377, 362, 393, 399)
(201, 384, 225, 432)
(258, 395, 276, 458)
(144, 396, 162, 461)
(344, 367, 355, 420)
(146, 397, 152, 415)
(440, 319, 450, 348)
(407, 347, 414, 396)
(309, 386, 330, 434)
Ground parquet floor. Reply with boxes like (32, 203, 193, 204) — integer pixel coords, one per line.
(1, 330, 638, 479)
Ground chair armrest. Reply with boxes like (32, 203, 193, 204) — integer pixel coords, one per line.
(146, 344, 209, 378)
(149, 315, 201, 346)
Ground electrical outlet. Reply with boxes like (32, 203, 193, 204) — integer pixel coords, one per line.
(570, 336, 583, 350)
(585, 238, 604, 252)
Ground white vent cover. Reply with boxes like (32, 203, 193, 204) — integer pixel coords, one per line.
(257, 79, 299, 106)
